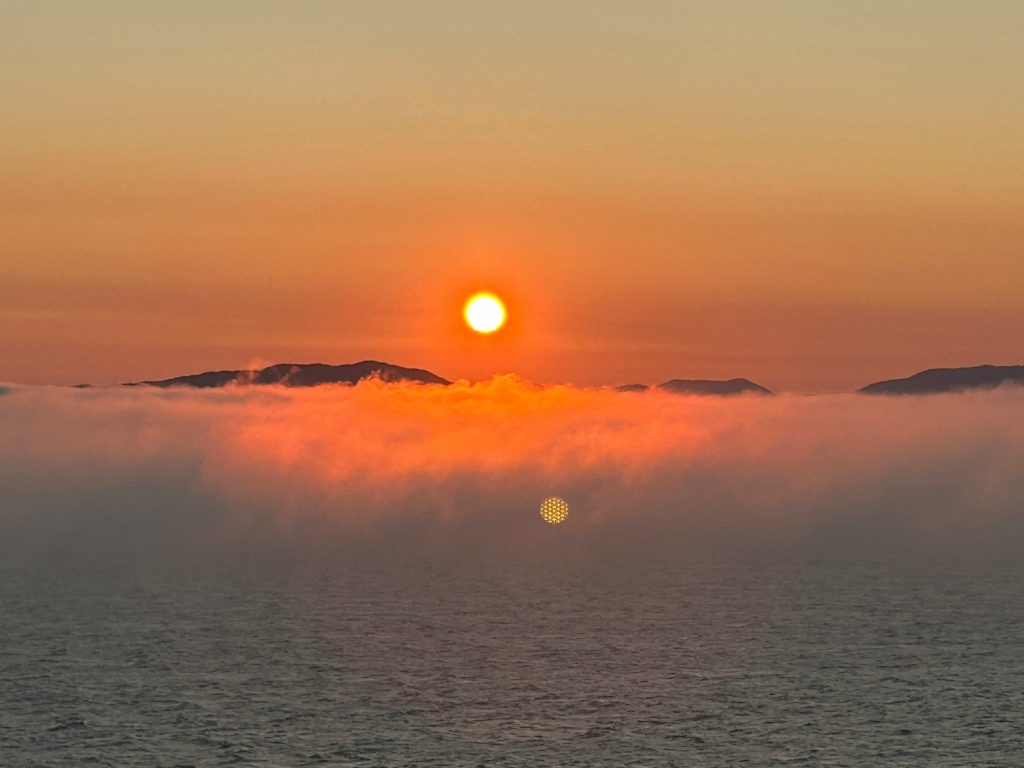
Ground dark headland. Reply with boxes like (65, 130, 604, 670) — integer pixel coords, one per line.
(859, 364, 1024, 395)
(126, 361, 449, 388)
(124, 360, 772, 395)
(115, 361, 1024, 395)
(616, 379, 772, 396)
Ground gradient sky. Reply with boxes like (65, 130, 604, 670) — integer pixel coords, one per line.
(2, 1, 1022, 392)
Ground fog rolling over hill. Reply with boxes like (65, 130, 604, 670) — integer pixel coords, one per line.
(118, 361, 1024, 395)
(126, 360, 774, 395)
(617, 378, 771, 396)
(860, 365, 1024, 395)
(128, 360, 450, 388)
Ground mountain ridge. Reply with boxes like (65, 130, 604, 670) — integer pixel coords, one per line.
(113, 361, 1024, 395)
(859, 364, 1024, 395)
(126, 360, 450, 388)
(125, 360, 775, 395)
(616, 378, 772, 396)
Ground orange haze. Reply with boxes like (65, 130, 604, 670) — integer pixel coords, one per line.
(2, 4, 1023, 391)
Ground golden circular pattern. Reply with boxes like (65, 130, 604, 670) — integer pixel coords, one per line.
(539, 496, 569, 525)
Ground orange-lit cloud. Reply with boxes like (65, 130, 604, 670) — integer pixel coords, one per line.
(2, 379, 1024, 568)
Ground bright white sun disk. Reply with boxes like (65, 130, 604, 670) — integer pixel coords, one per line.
(464, 293, 506, 334)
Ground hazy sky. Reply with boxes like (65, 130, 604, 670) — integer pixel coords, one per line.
(2, 1, 1022, 391)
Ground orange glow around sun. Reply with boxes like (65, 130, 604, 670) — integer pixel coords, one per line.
(464, 292, 507, 334)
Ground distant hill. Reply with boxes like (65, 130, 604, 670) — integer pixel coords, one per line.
(616, 378, 772, 396)
(127, 361, 450, 389)
(859, 365, 1024, 395)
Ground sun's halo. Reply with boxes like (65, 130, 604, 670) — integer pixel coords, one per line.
(464, 292, 507, 334)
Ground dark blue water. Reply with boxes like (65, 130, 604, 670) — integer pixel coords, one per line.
(3, 561, 1023, 766)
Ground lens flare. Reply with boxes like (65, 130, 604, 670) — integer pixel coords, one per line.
(539, 497, 569, 525)
(464, 293, 506, 334)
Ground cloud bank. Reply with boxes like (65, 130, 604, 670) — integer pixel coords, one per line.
(2, 378, 1024, 569)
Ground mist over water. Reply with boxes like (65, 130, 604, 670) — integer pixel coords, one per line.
(2, 378, 1024, 568)
(3, 380, 1024, 765)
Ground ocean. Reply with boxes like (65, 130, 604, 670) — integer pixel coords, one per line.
(3, 558, 1022, 766)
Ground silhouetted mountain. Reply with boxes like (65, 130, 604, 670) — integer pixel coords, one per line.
(859, 364, 1024, 395)
(660, 378, 771, 396)
(616, 379, 771, 395)
(128, 361, 450, 389)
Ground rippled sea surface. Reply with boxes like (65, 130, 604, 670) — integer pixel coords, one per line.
(3, 559, 1023, 767)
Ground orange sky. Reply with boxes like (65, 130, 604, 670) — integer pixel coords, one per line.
(2, 2, 1022, 392)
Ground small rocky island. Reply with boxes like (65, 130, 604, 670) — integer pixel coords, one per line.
(616, 378, 771, 396)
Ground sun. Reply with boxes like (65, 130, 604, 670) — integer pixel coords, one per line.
(463, 292, 506, 334)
